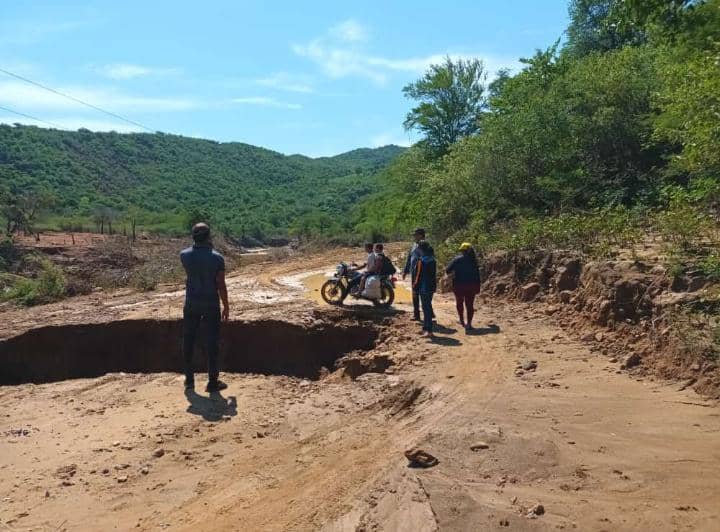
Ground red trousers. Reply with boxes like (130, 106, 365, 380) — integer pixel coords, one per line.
(453, 283, 479, 324)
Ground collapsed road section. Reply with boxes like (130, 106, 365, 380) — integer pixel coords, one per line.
(0, 316, 379, 385)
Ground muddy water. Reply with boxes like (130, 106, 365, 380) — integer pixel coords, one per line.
(302, 273, 413, 305)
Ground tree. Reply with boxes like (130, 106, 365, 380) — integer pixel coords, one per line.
(608, 0, 697, 43)
(125, 206, 142, 241)
(0, 187, 55, 235)
(184, 205, 213, 231)
(488, 69, 512, 100)
(565, 0, 643, 56)
(654, 44, 720, 176)
(403, 57, 487, 155)
(92, 205, 118, 234)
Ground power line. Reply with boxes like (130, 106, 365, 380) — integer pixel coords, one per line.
(0, 104, 64, 129)
(0, 67, 155, 132)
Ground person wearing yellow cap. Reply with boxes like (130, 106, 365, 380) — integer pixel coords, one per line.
(445, 242, 481, 331)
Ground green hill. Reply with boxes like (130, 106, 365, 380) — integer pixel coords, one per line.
(0, 124, 404, 240)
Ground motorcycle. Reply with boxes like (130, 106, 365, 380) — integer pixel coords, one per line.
(320, 262, 395, 308)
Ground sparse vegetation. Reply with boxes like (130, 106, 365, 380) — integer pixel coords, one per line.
(129, 267, 160, 292)
(1, 256, 66, 306)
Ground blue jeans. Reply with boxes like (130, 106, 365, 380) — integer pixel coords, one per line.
(419, 292, 434, 332)
(183, 306, 221, 382)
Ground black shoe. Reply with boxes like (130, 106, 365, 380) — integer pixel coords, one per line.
(206, 379, 228, 393)
(184, 378, 195, 390)
(413, 314, 421, 321)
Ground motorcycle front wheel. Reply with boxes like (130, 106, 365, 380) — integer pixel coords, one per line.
(320, 279, 347, 305)
(373, 285, 395, 308)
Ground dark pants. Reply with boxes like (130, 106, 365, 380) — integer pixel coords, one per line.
(347, 272, 362, 293)
(419, 292, 435, 332)
(453, 283, 479, 325)
(413, 290, 436, 320)
(183, 306, 221, 382)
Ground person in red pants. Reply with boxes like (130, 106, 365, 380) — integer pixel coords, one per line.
(445, 242, 481, 331)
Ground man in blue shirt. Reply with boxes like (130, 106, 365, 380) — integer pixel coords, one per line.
(180, 223, 230, 392)
(411, 241, 437, 338)
(403, 228, 433, 321)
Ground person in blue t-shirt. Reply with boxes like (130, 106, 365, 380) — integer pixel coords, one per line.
(180, 223, 230, 392)
(411, 240, 437, 338)
(403, 228, 435, 322)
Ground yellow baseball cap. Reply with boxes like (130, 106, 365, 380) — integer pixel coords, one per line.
(459, 242, 472, 251)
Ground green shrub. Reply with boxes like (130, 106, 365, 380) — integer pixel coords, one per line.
(655, 202, 712, 251)
(447, 207, 644, 260)
(2, 256, 66, 306)
(699, 251, 720, 281)
(0, 237, 17, 272)
(130, 268, 159, 292)
(64, 277, 94, 297)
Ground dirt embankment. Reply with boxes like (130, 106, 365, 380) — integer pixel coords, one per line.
(478, 251, 720, 398)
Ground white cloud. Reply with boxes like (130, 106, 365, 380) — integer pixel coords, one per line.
(0, 81, 200, 112)
(98, 63, 180, 80)
(371, 131, 412, 148)
(292, 41, 388, 84)
(293, 22, 519, 84)
(255, 73, 314, 93)
(0, 116, 142, 133)
(232, 97, 302, 110)
(329, 19, 367, 43)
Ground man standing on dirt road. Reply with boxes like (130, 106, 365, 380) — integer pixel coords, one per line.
(403, 228, 433, 321)
(180, 223, 230, 393)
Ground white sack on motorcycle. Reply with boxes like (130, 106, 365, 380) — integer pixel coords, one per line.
(362, 276, 382, 299)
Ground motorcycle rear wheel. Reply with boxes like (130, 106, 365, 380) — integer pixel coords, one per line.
(373, 285, 395, 308)
(321, 279, 347, 305)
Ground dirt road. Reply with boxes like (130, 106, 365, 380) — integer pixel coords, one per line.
(1, 248, 719, 531)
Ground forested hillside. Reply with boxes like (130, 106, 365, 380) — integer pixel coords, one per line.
(358, 0, 720, 269)
(0, 125, 403, 240)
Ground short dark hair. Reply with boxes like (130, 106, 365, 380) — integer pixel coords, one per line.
(413, 228, 426, 237)
(192, 222, 211, 243)
(374, 243, 384, 251)
(364, 242, 374, 250)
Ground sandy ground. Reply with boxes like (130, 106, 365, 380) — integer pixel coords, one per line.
(1, 246, 720, 531)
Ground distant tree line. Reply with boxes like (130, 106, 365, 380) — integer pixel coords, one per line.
(0, 126, 404, 242)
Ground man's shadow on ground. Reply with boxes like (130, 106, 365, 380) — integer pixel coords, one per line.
(184, 389, 238, 422)
(465, 324, 501, 336)
(428, 323, 501, 346)
(430, 335, 462, 346)
(433, 323, 458, 335)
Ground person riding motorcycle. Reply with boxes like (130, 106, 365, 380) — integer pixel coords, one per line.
(374, 243, 396, 276)
(348, 243, 377, 294)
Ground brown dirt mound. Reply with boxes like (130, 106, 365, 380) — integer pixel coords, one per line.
(479, 250, 720, 398)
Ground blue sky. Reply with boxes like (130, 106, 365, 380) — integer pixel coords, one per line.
(0, 1, 569, 156)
